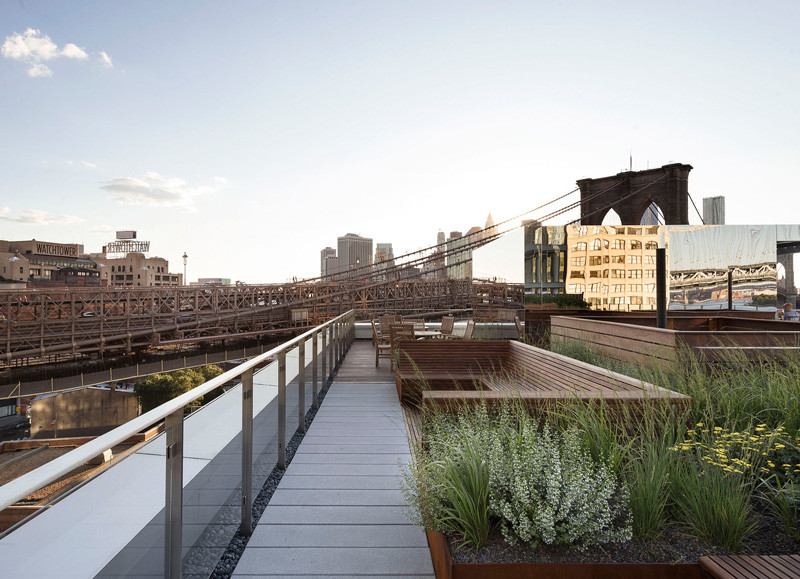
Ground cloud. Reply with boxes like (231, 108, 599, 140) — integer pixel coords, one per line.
(101, 172, 215, 211)
(60, 43, 88, 60)
(213, 176, 229, 185)
(2, 28, 104, 77)
(0, 206, 83, 224)
(98, 51, 113, 68)
(81, 160, 97, 168)
(28, 62, 52, 77)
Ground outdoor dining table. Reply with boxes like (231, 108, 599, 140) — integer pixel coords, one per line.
(414, 330, 442, 339)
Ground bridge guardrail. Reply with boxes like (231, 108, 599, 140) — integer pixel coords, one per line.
(0, 310, 356, 578)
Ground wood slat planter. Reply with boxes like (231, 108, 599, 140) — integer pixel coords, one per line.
(550, 316, 800, 366)
(396, 339, 690, 412)
(525, 308, 776, 346)
(426, 529, 704, 579)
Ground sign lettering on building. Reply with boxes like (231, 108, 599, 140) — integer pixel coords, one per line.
(34, 242, 79, 257)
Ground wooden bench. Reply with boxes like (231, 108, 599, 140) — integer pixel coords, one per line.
(395, 340, 510, 405)
(396, 339, 691, 412)
(699, 555, 800, 578)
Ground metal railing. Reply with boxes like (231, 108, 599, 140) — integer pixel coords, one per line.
(0, 310, 356, 578)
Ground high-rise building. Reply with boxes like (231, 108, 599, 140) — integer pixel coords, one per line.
(337, 233, 373, 278)
(374, 243, 395, 281)
(375, 243, 394, 265)
(446, 231, 471, 279)
(320, 247, 337, 278)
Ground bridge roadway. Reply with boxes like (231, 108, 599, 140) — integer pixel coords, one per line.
(0, 279, 521, 368)
(233, 341, 434, 577)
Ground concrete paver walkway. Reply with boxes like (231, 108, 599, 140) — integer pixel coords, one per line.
(233, 342, 434, 577)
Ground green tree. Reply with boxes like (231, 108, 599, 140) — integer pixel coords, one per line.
(134, 365, 223, 413)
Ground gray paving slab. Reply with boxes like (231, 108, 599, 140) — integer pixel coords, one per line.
(284, 463, 406, 476)
(278, 475, 402, 490)
(289, 453, 410, 465)
(234, 547, 433, 576)
(256, 505, 412, 527)
(247, 524, 429, 547)
(297, 443, 412, 454)
(299, 436, 410, 445)
(270, 489, 406, 506)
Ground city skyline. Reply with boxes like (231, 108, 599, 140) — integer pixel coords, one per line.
(2, 2, 798, 282)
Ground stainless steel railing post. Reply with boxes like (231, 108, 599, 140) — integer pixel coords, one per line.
(278, 350, 287, 469)
(240, 368, 254, 536)
(164, 409, 184, 579)
(328, 325, 334, 379)
(321, 328, 328, 386)
(312, 331, 319, 410)
(297, 339, 306, 434)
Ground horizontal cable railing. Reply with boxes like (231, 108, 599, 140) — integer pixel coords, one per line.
(0, 310, 356, 578)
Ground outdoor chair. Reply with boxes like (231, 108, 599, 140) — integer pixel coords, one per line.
(372, 320, 392, 367)
(389, 322, 416, 371)
(462, 319, 476, 340)
(439, 316, 455, 338)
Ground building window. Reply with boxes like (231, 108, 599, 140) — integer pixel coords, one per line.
(570, 256, 586, 266)
(628, 255, 642, 264)
(628, 284, 642, 292)
(612, 284, 625, 292)
(590, 239, 602, 251)
(644, 255, 656, 264)
(628, 270, 643, 279)
(589, 270, 601, 278)
(612, 269, 625, 278)
(611, 240, 625, 250)
(630, 240, 642, 250)
(644, 270, 656, 278)
(589, 256, 602, 266)
(645, 241, 658, 250)
(570, 271, 585, 278)
(572, 242, 587, 251)
(611, 255, 624, 264)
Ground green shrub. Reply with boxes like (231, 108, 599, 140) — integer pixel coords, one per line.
(403, 404, 632, 551)
(626, 446, 673, 541)
(402, 408, 493, 551)
(669, 458, 755, 551)
(762, 480, 800, 541)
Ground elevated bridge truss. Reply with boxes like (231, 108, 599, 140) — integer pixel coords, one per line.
(0, 279, 522, 369)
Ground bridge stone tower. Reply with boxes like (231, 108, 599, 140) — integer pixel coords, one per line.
(577, 163, 692, 225)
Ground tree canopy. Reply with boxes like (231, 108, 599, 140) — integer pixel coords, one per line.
(134, 365, 223, 413)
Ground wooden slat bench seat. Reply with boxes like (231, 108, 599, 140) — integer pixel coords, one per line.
(396, 339, 691, 412)
(699, 554, 800, 578)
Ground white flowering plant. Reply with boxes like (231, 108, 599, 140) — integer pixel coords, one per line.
(487, 408, 631, 549)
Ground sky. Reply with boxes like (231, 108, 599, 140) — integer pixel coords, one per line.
(1, 1, 798, 283)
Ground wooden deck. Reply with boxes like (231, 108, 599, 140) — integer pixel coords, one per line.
(699, 554, 800, 578)
(233, 341, 433, 577)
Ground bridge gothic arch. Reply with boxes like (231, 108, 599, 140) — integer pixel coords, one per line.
(577, 163, 692, 225)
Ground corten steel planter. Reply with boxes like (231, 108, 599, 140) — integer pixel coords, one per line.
(426, 529, 704, 579)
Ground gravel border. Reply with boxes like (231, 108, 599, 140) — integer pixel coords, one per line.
(209, 344, 349, 578)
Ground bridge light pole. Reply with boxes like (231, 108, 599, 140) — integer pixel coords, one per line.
(182, 252, 188, 286)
